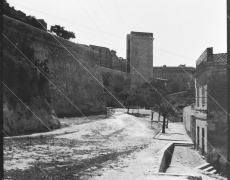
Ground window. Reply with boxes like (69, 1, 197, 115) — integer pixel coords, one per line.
(202, 86, 205, 107)
(197, 86, 200, 107)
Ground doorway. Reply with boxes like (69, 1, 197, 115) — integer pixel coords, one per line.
(197, 126, 199, 151)
(202, 128, 205, 156)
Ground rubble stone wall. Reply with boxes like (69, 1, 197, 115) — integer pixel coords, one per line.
(207, 71, 227, 170)
(3, 16, 106, 119)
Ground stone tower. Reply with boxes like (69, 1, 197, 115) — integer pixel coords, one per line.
(126, 31, 153, 88)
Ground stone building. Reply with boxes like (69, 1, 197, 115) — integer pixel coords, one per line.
(89, 45, 112, 68)
(183, 105, 196, 141)
(126, 31, 153, 87)
(152, 65, 195, 89)
(89, 45, 127, 72)
(183, 47, 227, 172)
(111, 50, 127, 72)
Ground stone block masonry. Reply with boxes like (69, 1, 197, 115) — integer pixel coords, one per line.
(127, 31, 153, 87)
(206, 71, 227, 170)
(3, 16, 107, 118)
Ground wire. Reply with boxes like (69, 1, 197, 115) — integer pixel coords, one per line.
(7, 0, 228, 68)
(4, 9, 230, 168)
(97, 0, 120, 35)
(7, 1, 125, 40)
(209, 0, 230, 20)
(112, 0, 128, 32)
(2, 33, 88, 118)
(179, 65, 230, 117)
(2, 82, 90, 178)
(73, 0, 117, 51)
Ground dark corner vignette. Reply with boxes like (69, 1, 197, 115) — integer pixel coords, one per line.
(1, 0, 4, 179)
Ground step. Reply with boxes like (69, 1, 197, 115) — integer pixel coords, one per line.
(203, 166, 214, 172)
(195, 163, 210, 170)
(173, 142, 194, 146)
(209, 169, 217, 174)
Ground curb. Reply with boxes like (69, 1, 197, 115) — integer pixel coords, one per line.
(154, 130, 162, 139)
(3, 127, 79, 140)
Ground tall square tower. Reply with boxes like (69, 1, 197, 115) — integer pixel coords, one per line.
(126, 31, 153, 87)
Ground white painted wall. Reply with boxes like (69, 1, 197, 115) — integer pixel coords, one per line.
(195, 82, 207, 111)
(183, 105, 195, 133)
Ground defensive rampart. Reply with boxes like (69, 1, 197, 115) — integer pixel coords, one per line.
(3, 16, 107, 118)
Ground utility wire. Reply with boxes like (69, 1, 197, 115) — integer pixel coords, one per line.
(4, 7, 230, 167)
(7, 0, 227, 67)
(112, 0, 128, 32)
(7, 1, 125, 40)
(4, 15, 180, 172)
(97, 0, 120, 35)
(109, 1, 230, 164)
(179, 65, 230, 117)
(2, 33, 88, 118)
(2, 82, 90, 178)
(209, 0, 230, 20)
(73, 0, 117, 51)
(35, 11, 230, 126)
(4, 2, 200, 64)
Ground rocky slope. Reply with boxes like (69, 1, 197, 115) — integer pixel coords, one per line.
(3, 49, 60, 136)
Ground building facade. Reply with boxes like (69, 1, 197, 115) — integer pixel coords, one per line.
(89, 45, 127, 72)
(153, 65, 195, 89)
(183, 47, 227, 172)
(183, 104, 196, 144)
(89, 45, 112, 68)
(127, 31, 154, 87)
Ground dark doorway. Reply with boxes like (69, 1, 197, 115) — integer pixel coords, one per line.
(202, 128, 205, 156)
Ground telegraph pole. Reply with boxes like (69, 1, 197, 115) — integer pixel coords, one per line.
(227, 0, 230, 179)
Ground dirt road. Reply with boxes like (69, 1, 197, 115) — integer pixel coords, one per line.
(4, 109, 170, 180)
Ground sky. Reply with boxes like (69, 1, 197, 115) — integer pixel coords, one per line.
(7, 0, 227, 67)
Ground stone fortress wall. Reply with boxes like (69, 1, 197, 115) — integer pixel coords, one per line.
(3, 16, 107, 118)
(4, 14, 196, 119)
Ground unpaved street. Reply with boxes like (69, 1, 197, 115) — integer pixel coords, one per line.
(4, 109, 169, 180)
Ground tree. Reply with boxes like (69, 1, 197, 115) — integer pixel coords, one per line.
(158, 100, 176, 133)
(3, 1, 46, 31)
(118, 89, 131, 113)
(142, 80, 167, 115)
(141, 79, 178, 133)
(166, 79, 187, 94)
(101, 72, 131, 108)
(50, 25, 75, 40)
(26, 16, 46, 31)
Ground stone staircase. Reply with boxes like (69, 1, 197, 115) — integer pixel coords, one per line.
(195, 163, 217, 174)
